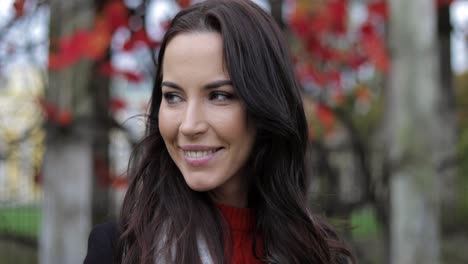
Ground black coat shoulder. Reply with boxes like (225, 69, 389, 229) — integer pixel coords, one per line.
(83, 222, 119, 264)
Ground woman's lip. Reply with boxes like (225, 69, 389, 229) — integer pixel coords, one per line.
(183, 148, 222, 166)
(180, 145, 222, 151)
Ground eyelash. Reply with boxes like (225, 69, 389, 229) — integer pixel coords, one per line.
(162, 91, 236, 104)
(209, 91, 235, 102)
(163, 92, 182, 104)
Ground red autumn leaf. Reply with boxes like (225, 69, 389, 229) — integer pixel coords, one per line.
(38, 99, 72, 127)
(355, 85, 370, 102)
(326, 71, 341, 86)
(85, 26, 111, 60)
(48, 54, 68, 70)
(295, 63, 310, 82)
(123, 71, 145, 82)
(305, 36, 324, 58)
(296, 0, 346, 36)
(313, 68, 329, 87)
(34, 172, 42, 185)
(437, 0, 454, 7)
(104, 0, 129, 32)
(94, 157, 111, 186)
(110, 98, 127, 111)
(305, 38, 345, 63)
(56, 110, 73, 126)
(177, 0, 192, 9)
(161, 20, 171, 31)
(360, 22, 374, 35)
(321, 46, 343, 62)
(368, 1, 388, 20)
(327, 0, 347, 34)
(309, 13, 332, 34)
(71, 30, 92, 56)
(37, 97, 58, 120)
(111, 176, 128, 189)
(50, 32, 84, 67)
(316, 103, 335, 133)
(123, 29, 159, 51)
(13, 0, 26, 17)
(296, 63, 327, 86)
(289, 10, 312, 39)
(331, 89, 346, 105)
(347, 52, 367, 69)
(98, 62, 115, 76)
(360, 22, 389, 72)
(94, 159, 128, 189)
(99, 62, 145, 82)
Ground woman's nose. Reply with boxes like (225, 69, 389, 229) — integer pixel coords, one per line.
(179, 102, 209, 137)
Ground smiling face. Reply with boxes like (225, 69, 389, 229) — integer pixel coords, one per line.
(158, 32, 255, 207)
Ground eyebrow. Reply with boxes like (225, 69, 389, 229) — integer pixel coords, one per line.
(161, 80, 233, 90)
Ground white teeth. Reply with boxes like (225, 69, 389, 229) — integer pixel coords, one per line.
(184, 150, 217, 158)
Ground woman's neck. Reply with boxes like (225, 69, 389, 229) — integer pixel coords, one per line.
(209, 170, 250, 207)
(210, 192, 248, 208)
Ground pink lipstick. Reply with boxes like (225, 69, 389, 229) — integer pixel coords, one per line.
(180, 146, 222, 166)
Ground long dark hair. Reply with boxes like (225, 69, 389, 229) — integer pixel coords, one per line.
(117, 0, 354, 263)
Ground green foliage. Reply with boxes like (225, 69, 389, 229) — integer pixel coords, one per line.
(350, 206, 381, 238)
(0, 206, 40, 239)
(455, 71, 468, 227)
(0, 240, 37, 264)
(351, 88, 385, 138)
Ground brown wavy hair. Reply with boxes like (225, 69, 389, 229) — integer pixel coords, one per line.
(116, 0, 355, 263)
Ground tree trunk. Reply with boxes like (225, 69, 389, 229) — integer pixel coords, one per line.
(436, 5, 458, 228)
(387, 1, 441, 264)
(91, 62, 113, 224)
(40, 0, 94, 263)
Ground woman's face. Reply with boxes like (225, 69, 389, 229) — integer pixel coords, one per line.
(158, 32, 255, 207)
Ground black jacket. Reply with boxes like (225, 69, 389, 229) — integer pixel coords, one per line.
(83, 222, 351, 264)
(83, 222, 119, 264)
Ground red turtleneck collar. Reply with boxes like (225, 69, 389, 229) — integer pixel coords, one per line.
(216, 204, 264, 263)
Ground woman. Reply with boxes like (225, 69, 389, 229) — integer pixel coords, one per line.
(84, 0, 355, 263)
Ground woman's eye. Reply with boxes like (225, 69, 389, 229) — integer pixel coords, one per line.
(209, 91, 235, 102)
(163, 93, 183, 104)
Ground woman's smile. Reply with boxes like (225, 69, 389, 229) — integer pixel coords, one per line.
(180, 145, 224, 166)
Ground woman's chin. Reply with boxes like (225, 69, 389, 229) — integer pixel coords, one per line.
(184, 178, 217, 192)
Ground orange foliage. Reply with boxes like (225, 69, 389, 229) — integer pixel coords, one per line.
(360, 22, 389, 72)
(177, 0, 192, 9)
(368, 1, 388, 19)
(316, 104, 336, 134)
(37, 98, 73, 127)
(437, 0, 454, 7)
(103, 0, 129, 32)
(123, 28, 160, 51)
(99, 62, 144, 82)
(94, 157, 128, 188)
(13, 0, 26, 18)
(56, 110, 73, 126)
(355, 85, 370, 103)
(290, 0, 390, 77)
(110, 97, 128, 112)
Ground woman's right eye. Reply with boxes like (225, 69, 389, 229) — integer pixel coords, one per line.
(163, 93, 183, 104)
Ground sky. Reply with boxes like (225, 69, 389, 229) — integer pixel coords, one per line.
(451, 1, 468, 73)
(0, 0, 467, 73)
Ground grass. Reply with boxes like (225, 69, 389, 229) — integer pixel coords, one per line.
(0, 205, 40, 239)
(350, 206, 381, 238)
(0, 239, 37, 264)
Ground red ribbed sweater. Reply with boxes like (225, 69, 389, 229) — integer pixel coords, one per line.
(217, 204, 264, 264)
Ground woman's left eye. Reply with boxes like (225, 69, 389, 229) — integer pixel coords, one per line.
(209, 91, 235, 102)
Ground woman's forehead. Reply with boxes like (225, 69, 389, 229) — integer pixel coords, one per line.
(161, 32, 230, 87)
(163, 33, 228, 75)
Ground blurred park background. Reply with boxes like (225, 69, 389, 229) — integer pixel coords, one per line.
(0, 0, 467, 263)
